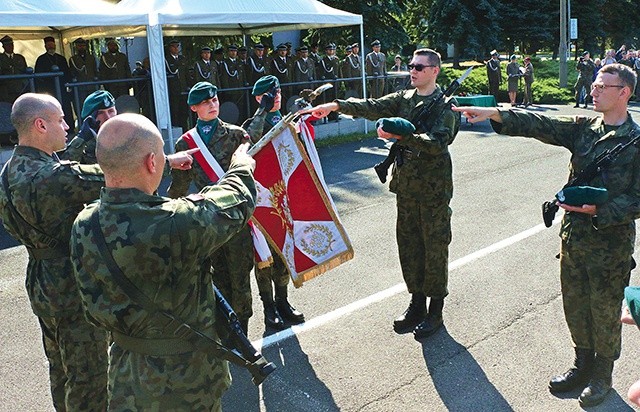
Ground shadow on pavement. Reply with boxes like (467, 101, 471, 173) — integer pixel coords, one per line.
(419, 327, 513, 411)
(223, 333, 338, 411)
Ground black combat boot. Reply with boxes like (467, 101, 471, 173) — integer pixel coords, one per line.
(393, 293, 426, 334)
(548, 348, 595, 393)
(275, 285, 305, 324)
(413, 298, 444, 340)
(578, 355, 614, 407)
(261, 294, 286, 330)
(239, 318, 250, 335)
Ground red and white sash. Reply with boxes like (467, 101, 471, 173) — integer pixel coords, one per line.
(182, 128, 273, 267)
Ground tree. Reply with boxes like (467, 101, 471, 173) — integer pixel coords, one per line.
(499, 0, 557, 56)
(426, 0, 502, 68)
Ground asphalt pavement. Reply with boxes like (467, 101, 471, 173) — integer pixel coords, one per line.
(2, 103, 640, 411)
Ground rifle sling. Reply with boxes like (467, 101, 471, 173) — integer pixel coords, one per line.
(88, 208, 251, 368)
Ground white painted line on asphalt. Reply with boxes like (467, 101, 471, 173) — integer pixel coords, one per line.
(253, 218, 560, 349)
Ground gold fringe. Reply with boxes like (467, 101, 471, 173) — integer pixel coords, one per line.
(292, 248, 355, 288)
(255, 256, 274, 269)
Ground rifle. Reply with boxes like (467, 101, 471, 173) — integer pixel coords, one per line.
(374, 67, 473, 183)
(542, 129, 640, 227)
(214, 286, 276, 385)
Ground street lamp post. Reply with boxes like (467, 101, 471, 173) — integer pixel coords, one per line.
(559, 0, 568, 87)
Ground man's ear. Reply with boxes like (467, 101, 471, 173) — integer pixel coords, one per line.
(145, 152, 157, 174)
(34, 117, 46, 133)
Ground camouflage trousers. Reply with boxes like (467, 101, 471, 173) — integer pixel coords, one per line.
(396, 195, 452, 298)
(211, 226, 254, 321)
(38, 312, 109, 411)
(107, 344, 230, 411)
(255, 247, 290, 300)
(560, 237, 633, 360)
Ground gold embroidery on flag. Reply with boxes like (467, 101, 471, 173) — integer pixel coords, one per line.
(300, 224, 335, 257)
(268, 180, 294, 236)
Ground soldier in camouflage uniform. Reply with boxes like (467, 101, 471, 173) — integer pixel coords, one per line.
(574, 51, 596, 108)
(308, 48, 461, 340)
(241, 75, 306, 330)
(70, 113, 256, 411)
(60, 89, 117, 164)
(169, 82, 258, 333)
(0, 93, 109, 411)
(454, 63, 640, 407)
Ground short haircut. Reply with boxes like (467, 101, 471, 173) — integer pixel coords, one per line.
(96, 113, 162, 176)
(600, 63, 638, 93)
(413, 48, 442, 68)
(11, 93, 59, 135)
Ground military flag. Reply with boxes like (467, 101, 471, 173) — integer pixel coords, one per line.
(251, 119, 353, 287)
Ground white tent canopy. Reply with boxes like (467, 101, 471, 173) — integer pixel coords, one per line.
(0, 0, 364, 150)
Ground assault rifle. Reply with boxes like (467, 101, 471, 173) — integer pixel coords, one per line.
(214, 286, 276, 385)
(542, 130, 640, 227)
(374, 67, 473, 183)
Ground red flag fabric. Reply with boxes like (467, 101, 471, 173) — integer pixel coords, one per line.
(252, 122, 353, 287)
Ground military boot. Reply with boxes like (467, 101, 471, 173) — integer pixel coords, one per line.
(413, 298, 444, 340)
(578, 355, 614, 407)
(275, 285, 305, 324)
(261, 294, 286, 330)
(548, 348, 595, 393)
(393, 293, 426, 334)
(239, 318, 250, 335)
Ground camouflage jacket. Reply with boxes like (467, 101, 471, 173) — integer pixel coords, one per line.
(168, 119, 257, 197)
(59, 133, 97, 164)
(337, 86, 461, 201)
(576, 59, 596, 80)
(0, 146, 103, 316)
(495, 110, 640, 244)
(70, 158, 256, 400)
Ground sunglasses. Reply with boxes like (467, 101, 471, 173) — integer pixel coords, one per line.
(408, 64, 436, 71)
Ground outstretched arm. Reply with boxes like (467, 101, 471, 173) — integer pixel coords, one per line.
(451, 105, 503, 124)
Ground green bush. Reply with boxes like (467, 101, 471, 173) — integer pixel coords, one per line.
(438, 57, 580, 104)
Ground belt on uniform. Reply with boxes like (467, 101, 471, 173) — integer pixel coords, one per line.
(402, 148, 423, 161)
(112, 331, 196, 356)
(26, 245, 69, 260)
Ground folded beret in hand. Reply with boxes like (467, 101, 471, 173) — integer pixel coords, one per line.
(555, 186, 608, 206)
(375, 117, 416, 136)
(625, 286, 640, 326)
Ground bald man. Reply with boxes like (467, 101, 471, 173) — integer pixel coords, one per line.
(0, 93, 108, 411)
(70, 114, 257, 411)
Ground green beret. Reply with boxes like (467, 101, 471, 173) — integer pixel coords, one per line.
(81, 90, 115, 120)
(252, 75, 279, 96)
(375, 117, 415, 136)
(188, 81, 217, 105)
(625, 286, 640, 326)
(555, 186, 608, 206)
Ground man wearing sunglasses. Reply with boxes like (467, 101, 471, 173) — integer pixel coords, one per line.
(306, 48, 461, 341)
(452, 63, 640, 407)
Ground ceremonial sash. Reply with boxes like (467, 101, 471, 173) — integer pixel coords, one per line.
(252, 121, 353, 287)
(182, 128, 273, 267)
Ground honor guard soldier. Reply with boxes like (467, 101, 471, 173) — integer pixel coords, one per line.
(242, 75, 306, 329)
(169, 82, 260, 333)
(486, 50, 501, 103)
(309, 42, 322, 70)
(0, 35, 27, 103)
(319, 43, 340, 121)
(307, 48, 461, 341)
(35, 36, 75, 130)
(366, 39, 387, 98)
(247, 44, 269, 112)
(69, 38, 98, 118)
(342, 43, 362, 97)
(165, 39, 190, 131)
(219, 44, 247, 121)
(99, 38, 131, 99)
(293, 46, 315, 92)
(271, 43, 292, 105)
(194, 46, 218, 86)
